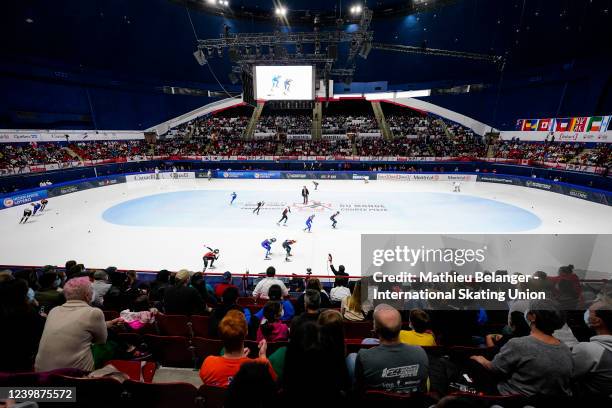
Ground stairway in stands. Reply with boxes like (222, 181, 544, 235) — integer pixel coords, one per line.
(244, 102, 265, 139)
(312, 102, 322, 139)
(65, 145, 84, 162)
(371, 101, 392, 139)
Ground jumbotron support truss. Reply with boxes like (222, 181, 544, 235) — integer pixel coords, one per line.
(371, 43, 502, 64)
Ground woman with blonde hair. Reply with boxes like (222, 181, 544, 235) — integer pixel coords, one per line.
(341, 281, 371, 321)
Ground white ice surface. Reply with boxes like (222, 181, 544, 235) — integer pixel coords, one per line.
(1, 178, 611, 277)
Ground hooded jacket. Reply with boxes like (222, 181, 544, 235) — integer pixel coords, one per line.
(572, 334, 612, 396)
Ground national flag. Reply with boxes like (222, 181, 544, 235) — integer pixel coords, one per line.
(522, 119, 539, 131)
(586, 116, 603, 132)
(601, 116, 611, 132)
(515, 119, 524, 130)
(555, 118, 571, 132)
(571, 117, 588, 132)
(537, 118, 552, 131)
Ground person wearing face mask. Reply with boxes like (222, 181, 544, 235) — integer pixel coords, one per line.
(35, 272, 65, 312)
(571, 300, 612, 396)
(35, 277, 122, 372)
(470, 300, 573, 397)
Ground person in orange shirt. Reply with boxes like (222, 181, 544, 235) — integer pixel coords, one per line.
(199, 309, 276, 387)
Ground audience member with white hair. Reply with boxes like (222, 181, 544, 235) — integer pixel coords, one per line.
(35, 277, 122, 372)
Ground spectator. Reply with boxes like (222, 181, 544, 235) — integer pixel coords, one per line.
(318, 310, 351, 394)
(224, 362, 279, 408)
(35, 277, 121, 372)
(91, 270, 111, 308)
(341, 281, 370, 322)
(254, 284, 295, 322)
(572, 300, 612, 396)
(102, 269, 126, 311)
(120, 294, 158, 332)
(282, 317, 347, 402)
(470, 300, 573, 397)
(209, 286, 256, 339)
(354, 304, 429, 394)
(0, 278, 45, 372)
(199, 310, 276, 387)
(214, 271, 239, 299)
(256, 301, 289, 343)
(485, 311, 530, 352)
(149, 269, 171, 304)
(399, 309, 437, 347)
(163, 270, 206, 315)
(252, 267, 289, 299)
(291, 289, 321, 328)
(329, 261, 350, 288)
(190, 272, 215, 308)
(329, 279, 351, 304)
(35, 272, 65, 312)
(295, 278, 331, 314)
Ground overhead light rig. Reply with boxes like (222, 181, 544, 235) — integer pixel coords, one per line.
(195, 6, 501, 87)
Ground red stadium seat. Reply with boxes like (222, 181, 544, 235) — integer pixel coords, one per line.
(143, 334, 194, 368)
(343, 321, 374, 339)
(106, 360, 156, 383)
(49, 374, 125, 408)
(156, 314, 192, 337)
(192, 337, 223, 364)
(198, 384, 227, 408)
(190, 315, 210, 338)
(0, 368, 86, 386)
(123, 379, 199, 408)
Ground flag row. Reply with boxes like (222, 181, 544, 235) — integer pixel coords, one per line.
(516, 116, 611, 132)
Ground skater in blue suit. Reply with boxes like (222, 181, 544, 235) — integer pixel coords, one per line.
(230, 192, 237, 205)
(31, 202, 41, 215)
(303, 214, 315, 233)
(262, 237, 276, 260)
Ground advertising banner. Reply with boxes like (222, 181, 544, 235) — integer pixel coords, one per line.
(126, 172, 195, 182)
(0, 190, 48, 210)
(216, 171, 282, 179)
(377, 173, 477, 182)
(477, 175, 612, 206)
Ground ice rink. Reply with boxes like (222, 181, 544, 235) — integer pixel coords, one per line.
(1, 178, 611, 276)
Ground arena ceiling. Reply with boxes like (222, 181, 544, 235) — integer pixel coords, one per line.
(1, 0, 611, 90)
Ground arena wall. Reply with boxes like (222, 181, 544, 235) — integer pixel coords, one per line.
(2, 169, 611, 211)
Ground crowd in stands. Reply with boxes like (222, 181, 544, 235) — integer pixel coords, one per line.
(176, 107, 252, 140)
(256, 114, 312, 136)
(279, 138, 353, 156)
(355, 134, 486, 157)
(1, 259, 612, 405)
(0, 142, 73, 168)
(1, 108, 611, 176)
(321, 115, 379, 135)
(69, 140, 147, 160)
(387, 115, 446, 138)
(493, 140, 586, 163)
(574, 144, 612, 167)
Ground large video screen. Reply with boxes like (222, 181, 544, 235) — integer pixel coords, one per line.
(254, 65, 314, 100)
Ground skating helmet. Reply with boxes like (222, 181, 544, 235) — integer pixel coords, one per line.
(214, 249, 220, 254)
(270, 238, 277, 242)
